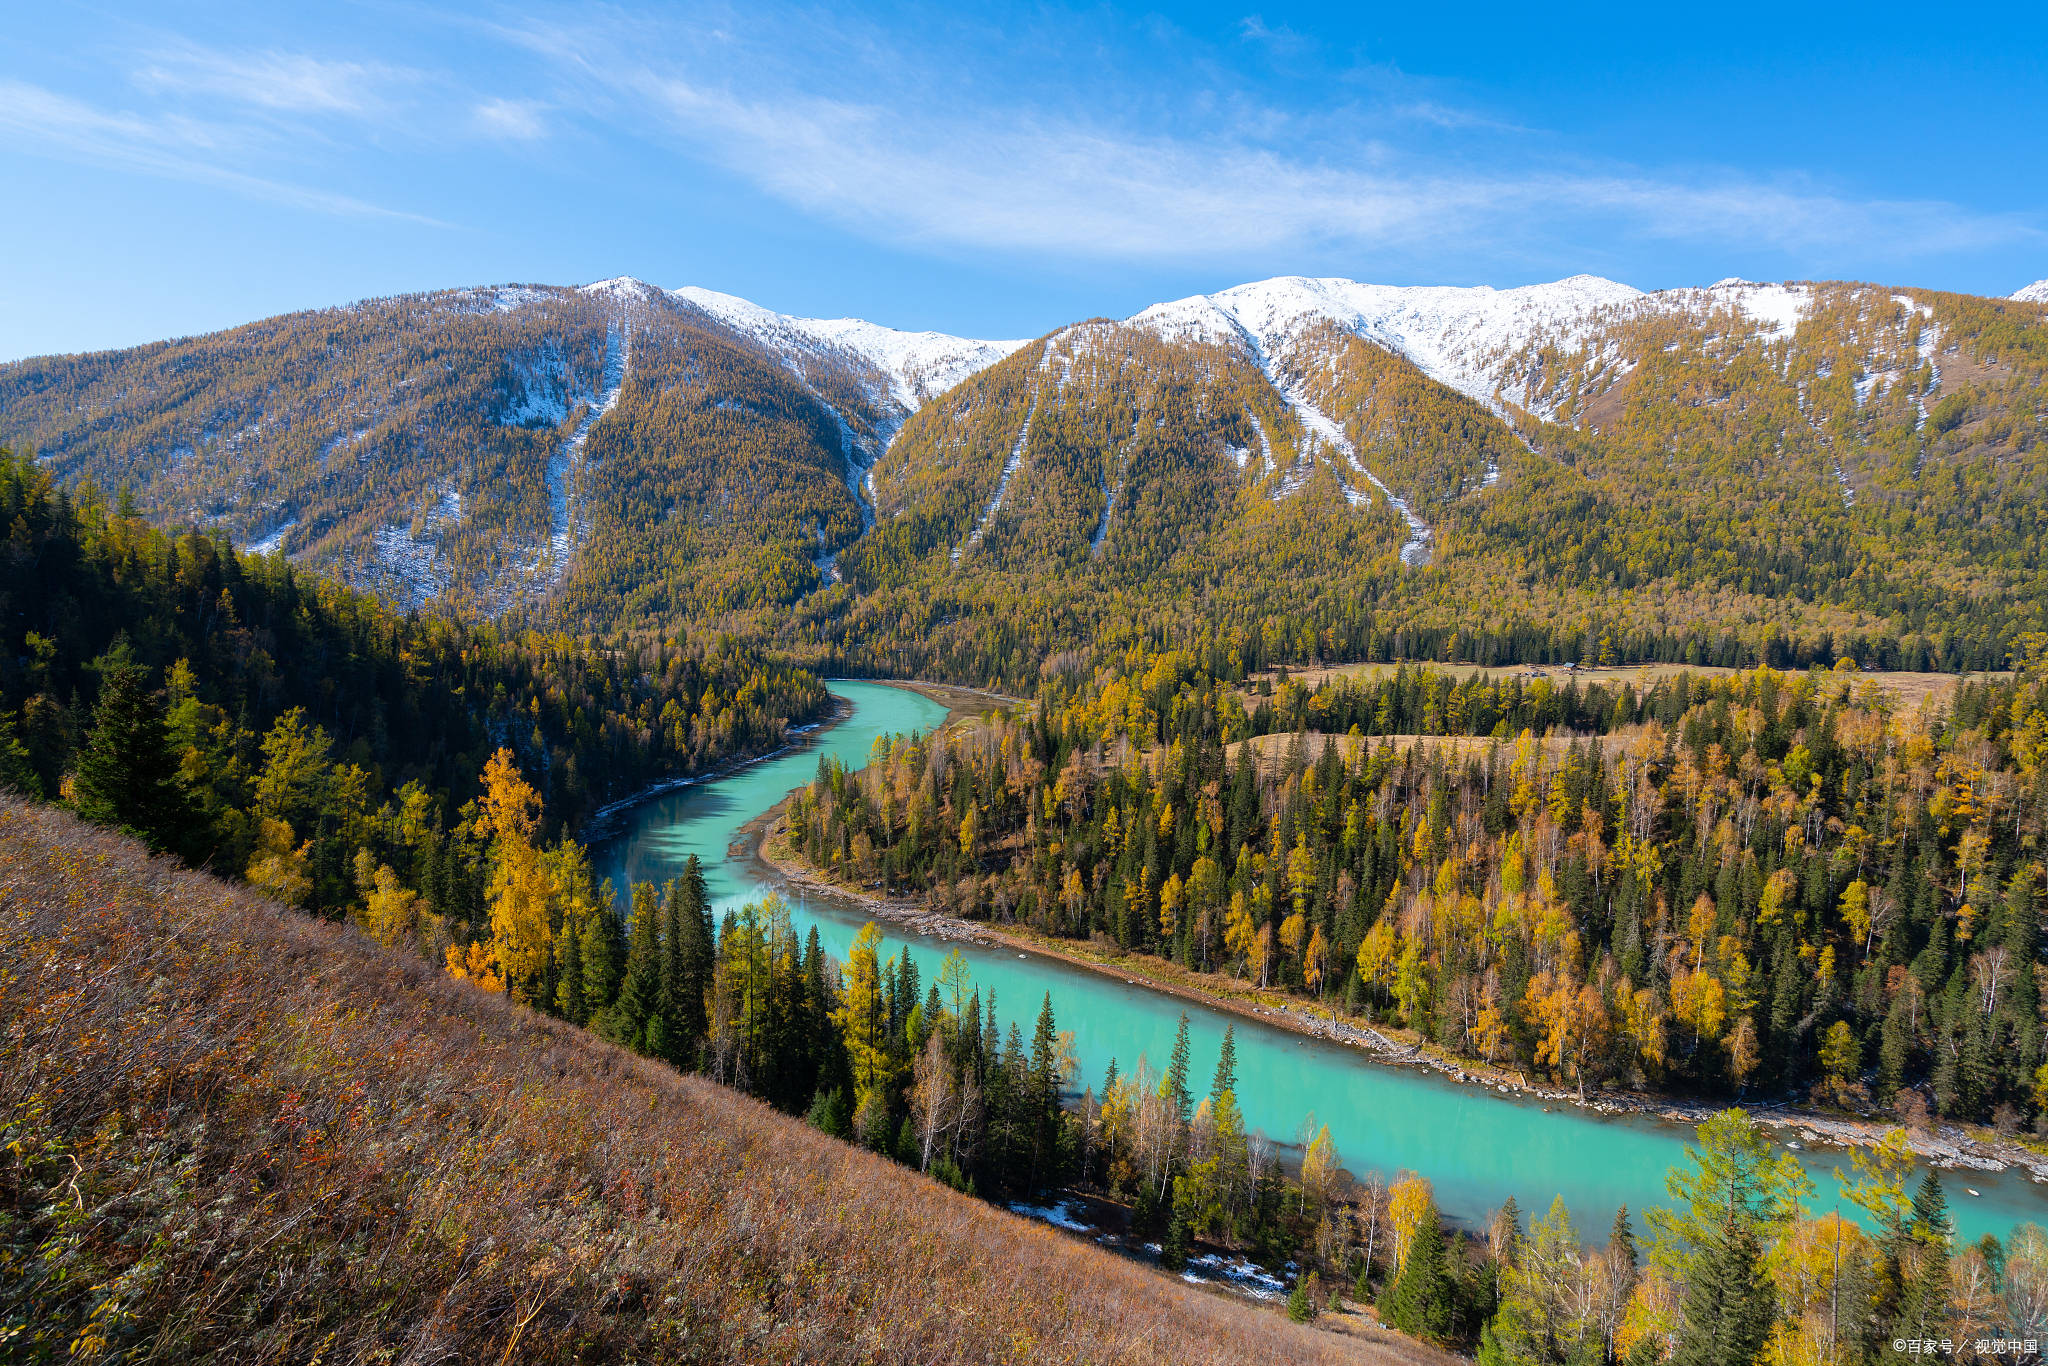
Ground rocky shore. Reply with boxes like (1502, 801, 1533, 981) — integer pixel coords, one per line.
(752, 815, 2048, 1185)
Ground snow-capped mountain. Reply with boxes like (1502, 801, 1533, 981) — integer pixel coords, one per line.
(2014, 280, 2048, 304)
(1132, 274, 1644, 411)
(604, 280, 1027, 414)
(1129, 274, 1820, 416)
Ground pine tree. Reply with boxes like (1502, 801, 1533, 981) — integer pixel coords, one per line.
(580, 894, 623, 1018)
(1381, 1196, 1453, 1342)
(1671, 1219, 1774, 1366)
(1894, 1172, 1953, 1342)
(1211, 1023, 1238, 1101)
(72, 657, 192, 852)
(1027, 992, 1062, 1192)
(1161, 1174, 1194, 1271)
(606, 882, 662, 1051)
(1164, 1012, 1193, 1130)
(655, 880, 690, 1064)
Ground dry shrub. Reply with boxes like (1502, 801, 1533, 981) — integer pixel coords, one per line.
(0, 798, 1430, 1365)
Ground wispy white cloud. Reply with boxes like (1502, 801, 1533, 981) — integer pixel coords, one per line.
(493, 16, 2037, 265)
(133, 43, 414, 115)
(473, 97, 548, 140)
(0, 79, 444, 223)
(1392, 100, 1528, 134)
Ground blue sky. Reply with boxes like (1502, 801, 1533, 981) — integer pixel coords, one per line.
(3, 1, 2045, 360)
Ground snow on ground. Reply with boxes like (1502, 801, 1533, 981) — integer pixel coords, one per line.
(454, 284, 553, 314)
(499, 339, 579, 427)
(1132, 274, 1644, 415)
(1666, 279, 1811, 341)
(667, 283, 1025, 415)
(1131, 274, 1824, 424)
(538, 325, 627, 592)
(243, 519, 298, 557)
(368, 488, 466, 608)
(1006, 1200, 1093, 1233)
(1154, 297, 1434, 563)
(1184, 1253, 1289, 1301)
(2012, 280, 2048, 304)
(954, 382, 1040, 561)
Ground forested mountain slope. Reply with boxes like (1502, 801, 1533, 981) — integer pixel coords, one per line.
(0, 444, 826, 926)
(4, 273, 2044, 682)
(0, 278, 1021, 618)
(0, 798, 1403, 1366)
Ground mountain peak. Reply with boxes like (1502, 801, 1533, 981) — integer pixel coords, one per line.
(1131, 273, 1644, 410)
(667, 285, 1026, 412)
(2014, 280, 2048, 304)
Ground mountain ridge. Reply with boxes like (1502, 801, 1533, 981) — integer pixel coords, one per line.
(4, 267, 2044, 679)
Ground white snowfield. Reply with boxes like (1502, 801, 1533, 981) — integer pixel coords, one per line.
(1130, 274, 1823, 417)
(1132, 274, 1644, 413)
(2014, 280, 2048, 304)
(654, 283, 1027, 415)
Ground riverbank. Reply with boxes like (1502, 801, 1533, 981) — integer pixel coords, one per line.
(752, 814, 2048, 1186)
(578, 694, 851, 843)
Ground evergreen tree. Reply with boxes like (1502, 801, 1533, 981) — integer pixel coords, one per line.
(71, 656, 191, 852)
(1211, 1023, 1238, 1101)
(1894, 1172, 1953, 1343)
(1164, 1012, 1193, 1130)
(1653, 1111, 1803, 1366)
(1161, 1174, 1194, 1271)
(1027, 993, 1062, 1192)
(1670, 1220, 1774, 1366)
(606, 882, 662, 1051)
(655, 880, 689, 1064)
(580, 893, 623, 1019)
(1381, 1197, 1454, 1342)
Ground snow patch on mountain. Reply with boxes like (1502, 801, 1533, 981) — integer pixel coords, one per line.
(1666, 280, 1811, 340)
(1131, 274, 1825, 422)
(500, 339, 585, 428)
(537, 324, 628, 593)
(2014, 280, 2048, 304)
(1133, 274, 1644, 413)
(366, 487, 465, 609)
(666, 285, 1025, 415)
(243, 519, 298, 558)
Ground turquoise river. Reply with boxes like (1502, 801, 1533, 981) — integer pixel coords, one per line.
(595, 680, 2048, 1242)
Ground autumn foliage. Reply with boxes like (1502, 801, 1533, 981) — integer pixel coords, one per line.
(0, 796, 1405, 1364)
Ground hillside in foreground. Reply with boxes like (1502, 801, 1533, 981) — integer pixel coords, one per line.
(0, 797, 1425, 1366)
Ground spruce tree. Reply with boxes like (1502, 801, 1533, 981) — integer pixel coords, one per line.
(1212, 1023, 1238, 1101)
(1381, 1197, 1453, 1342)
(72, 657, 192, 852)
(607, 882, 662, 1051)
(1671, 1219, 1773, 1366)
(655, 880, 689, 1064)
(580, 895, 623, 1018)
(1165, 1012, 1193, 1129)
(1894, 1172, 1953, 1343)
(1028, 993, 1062, 1191)
(1161, 1175, 1194, 1271)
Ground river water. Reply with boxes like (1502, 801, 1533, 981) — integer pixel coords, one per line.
(594, 680, 2048, 1242)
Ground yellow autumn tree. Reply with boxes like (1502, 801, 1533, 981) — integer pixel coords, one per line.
(473, 748, 554, 1005)
(1387, 1172, 1436, 1275)
(246, 817, 311, 906)
(835, 922, 893, 1113)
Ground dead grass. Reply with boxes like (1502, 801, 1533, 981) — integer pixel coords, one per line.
(1247, 659, 2004, 711)
(0, 798, 1423, 1366)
